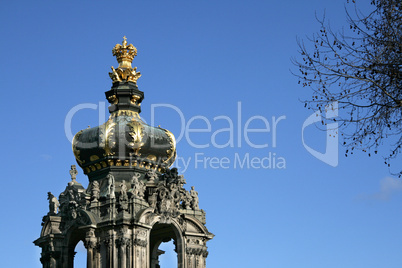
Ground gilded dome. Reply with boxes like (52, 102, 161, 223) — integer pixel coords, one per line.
(72, 38, 176, 178)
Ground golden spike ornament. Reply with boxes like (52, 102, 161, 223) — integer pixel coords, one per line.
(109, 36, 142, 83)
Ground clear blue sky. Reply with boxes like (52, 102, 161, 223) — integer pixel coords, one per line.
(1, 0, 402, 267)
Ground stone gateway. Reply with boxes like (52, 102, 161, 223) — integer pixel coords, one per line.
(34, 37, 213, 268)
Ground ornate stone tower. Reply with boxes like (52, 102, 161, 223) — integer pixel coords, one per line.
(34, 37, 213, 268)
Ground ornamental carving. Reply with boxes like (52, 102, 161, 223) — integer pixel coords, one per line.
(127, 119, 145, 155)
(187, 238, 203, 245)
(100, 119, 116, 157)
(186, 247, 209, 257)
(142, 168, 193, 218)
(133, 238, 147, 247)
(103, 238, 113, 249)
(59, 184, 83, 213)
(136, 229, 147, 238)
(107, 94, 118, 104)
(146, 169, 158, 182)
(116, 237, 130, 247)
(84, 239, 97, 249)
(109, 66, 141, 83)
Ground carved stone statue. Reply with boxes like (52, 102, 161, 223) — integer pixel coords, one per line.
(190, 186, 199, 210)
(47, 192, 59, 215)
(119, 180, 128, 210)
(106, 174, 115, 199)
(131, 173, 145, 199)
(120, 180, 128, 200)
(91, 181, 100, 202)
(69, 165, 78, 182)
(183, 191, 192, 210)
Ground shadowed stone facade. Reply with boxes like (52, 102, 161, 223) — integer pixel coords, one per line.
(34, 38, 213, 268)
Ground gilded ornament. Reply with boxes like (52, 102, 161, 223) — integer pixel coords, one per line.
(107, 94, 118, 104)
(128, 119, 145, 155)
(109, 67, 121, 82)
(130, 95, 141, 105)
(112, 36, 137, 67)
(147, 155, 157, 161)
(90, 155, 100, 162)
(101, 119, 116, 156)
(110, 109, 140, 119)
(109, 37, 141, 84)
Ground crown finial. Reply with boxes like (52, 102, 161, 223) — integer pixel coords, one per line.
(109, 37, 141, 84)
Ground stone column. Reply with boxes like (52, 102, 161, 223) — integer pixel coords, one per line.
(86, 246, 94, 268)
(185, 247, 208, 268)
(133, 239, 148, 268)
(84, 229, 97, 268)
(117, 237, 129, 268)
(38, 238, 61, 268)
(94, 243, 101, 268)
(186, 249, 194, 268)
(104, 238, 114, 268)
(126, 239, 132, 268)
(133, 228, 149, 268)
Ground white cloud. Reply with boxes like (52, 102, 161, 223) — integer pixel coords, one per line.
(360, 177, 402, 201)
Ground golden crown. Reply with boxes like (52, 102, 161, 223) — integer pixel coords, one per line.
(109, 37, 141, 83)
(112, 36, 137, 69)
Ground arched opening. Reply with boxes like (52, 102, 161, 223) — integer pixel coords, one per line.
(158, 240, 177, 268)
(74, 241, 87, 267)
(150, 223, 181, 268)
(66, 228, 87, 268)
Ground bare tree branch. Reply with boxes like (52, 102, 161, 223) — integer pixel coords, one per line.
(293, 0, 402, 175)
